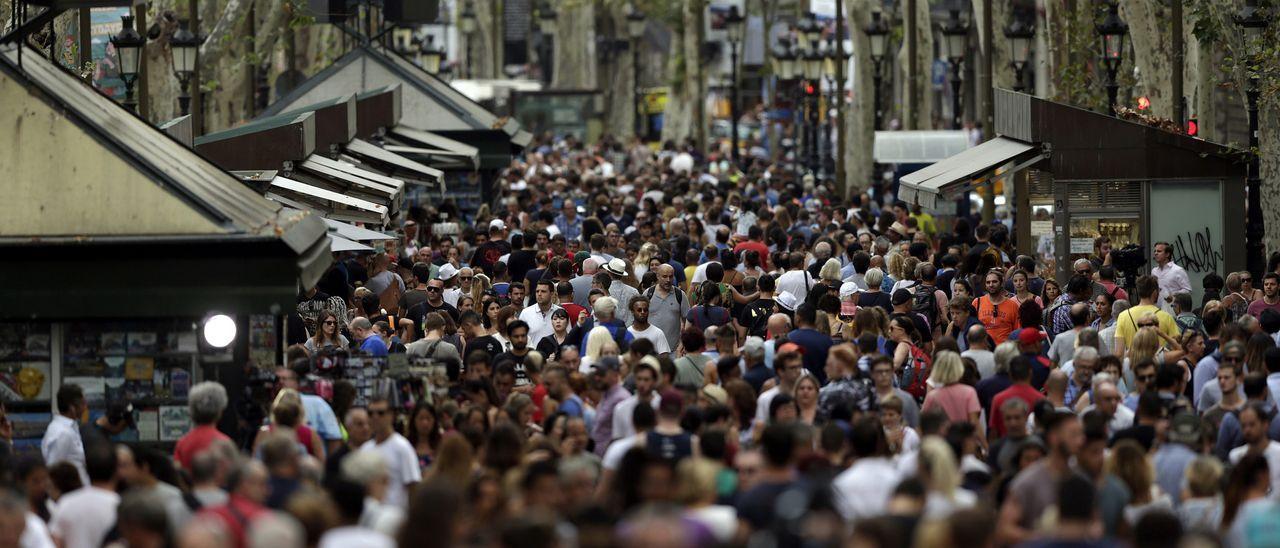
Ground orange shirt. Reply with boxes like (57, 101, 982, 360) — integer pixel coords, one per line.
(973, 295, 1022, 345)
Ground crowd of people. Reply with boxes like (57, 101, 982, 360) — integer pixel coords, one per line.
(7, 135, 1280, 547)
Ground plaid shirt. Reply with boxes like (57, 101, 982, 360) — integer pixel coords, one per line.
(818, 376, 878, 421)
(1048, 295, 1078, 340)
(1065, 380, 1088, 409)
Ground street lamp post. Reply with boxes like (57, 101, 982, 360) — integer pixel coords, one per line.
(725, 5, 745, 167)
(939, 7, 969, 130)
(459, 1, 477, 79)
(1004, 18, 1033, 93)
(538, 1, 557, 86)
(864, 11, 889, 131)
(170, 20, 201, 117)
(799, 13, 823, 175)
(628, 5, 647, 140)
(110, 15, 145, 112)
(1236, 0, 1270, 279)
(773, 37, 799, 174)
(1096, 1, 1129, 115)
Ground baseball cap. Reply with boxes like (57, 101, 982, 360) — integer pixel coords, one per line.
(1168, 413, 1201, 445)
(591, 356, 621, 373)
(437, 263, 459, 281)
(777, 341, 805, 355)
(1017, 329, 1048, 346)
(742, 336, 765, 356)
(839, 282, 862, 300)
(891, 288, 913, 306)
(489, 219, 507, 232)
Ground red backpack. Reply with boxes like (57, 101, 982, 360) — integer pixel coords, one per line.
(899, 343, 933, 403)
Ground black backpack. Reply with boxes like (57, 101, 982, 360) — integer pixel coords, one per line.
(912, 284, 939, 329)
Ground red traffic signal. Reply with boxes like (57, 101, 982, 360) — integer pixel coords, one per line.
(805, 83, 815, 95)
(1187, 118, 1198, 136)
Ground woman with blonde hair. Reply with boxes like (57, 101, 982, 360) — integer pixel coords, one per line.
(677, 459, 737, 543)
(1109, 439, 1172, 526)
(793, 375, 820, 425)
(921, 351, 982, 431)
(633, 242, 660, 279)
(918, 436, 976, 518)
(579, 326, 615, 373)
(253, 388, 324, 461)
(470, 273, 492, 313)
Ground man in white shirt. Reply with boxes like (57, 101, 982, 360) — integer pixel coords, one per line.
(1229, 403, 1280, 497)
(361, 398, 421, 509)
(518, 279, 563, 345)
(49, 442, 120, 548)
(42, 384, 88, 486)
(626, 297, 671, 354)
(756, 350, 804, 425)
(961, 325, 997, 380)
(612, 361, 662, 441)
(833, 418, 901, 521)
(1151, 242, 1191, 315)
(776, 252, 815, 304)
(1080, 377, 1134, 433)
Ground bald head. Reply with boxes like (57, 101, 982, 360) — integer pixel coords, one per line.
(967, 324, 989, 349)
(1046, 370, 1068, 396)
(767, 313, 792, 337)
(583, 258, 600, 275)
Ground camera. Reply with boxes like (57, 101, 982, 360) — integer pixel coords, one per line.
(1110, 244, 1146, 290)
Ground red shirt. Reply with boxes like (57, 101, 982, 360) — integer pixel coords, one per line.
(201, 495, 269, 548)
(733, 240, 771, 270)
(561, 302, 589, 325)
(989, 383, 1045, 437)
(531, 383, 548, 423)
(173, 424, 231, 470)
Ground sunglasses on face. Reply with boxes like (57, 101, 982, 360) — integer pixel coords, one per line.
(1137, 374, 1155, 383)
(460, 276, 473, 281)
(1242, 277, 1253, 283)
(369, 409, 390, 416)
(1076, 270, 1091, 275)
(323, 320, 337, 325)
(427, 287, 442, 292)
(1224, 356, 1244, 363)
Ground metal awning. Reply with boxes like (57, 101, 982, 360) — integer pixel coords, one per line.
(266, 176, 389, 225)
(329, 233, 374, 252)
(322, 218, 395, 241)
(344, 138, 444, 184)
(898, 137, 1047, 210)
(390, 125, 481, 168)
(874, 130, 970, 164)
(296, 154, 404, 212)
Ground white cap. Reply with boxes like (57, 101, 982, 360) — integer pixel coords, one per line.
(776, 291, 798, 311)
(839, 282, 862, 300)
(437, 263, 459, 281)
(489, 219, 507, 231)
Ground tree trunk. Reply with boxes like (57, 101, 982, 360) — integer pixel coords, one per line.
(896, 0, 934, 129)
(843, 0, 875, 195)
(972, 0, 1013, 92)
(1261, 102, 1280, 256)
(551, 0, 595, 89)
(662, 0, 706, 147)
(1121, 0, 1174, 119)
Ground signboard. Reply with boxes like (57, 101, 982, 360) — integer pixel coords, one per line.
(91, 8, 134, 101)
(1069, 238, 1094, 254)
(643, 87, 670, 115)
(1030, 221, 1053, 237)
(1149, 181, 1224, 307)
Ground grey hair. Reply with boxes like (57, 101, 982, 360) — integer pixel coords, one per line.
(994, 341, 1021, 375)
(117, 490, 170, 535)
(864, 267, 885, 287)
(1073, 258, 1093, 271)
(1000, 397, 1028, 415)
(1075, 328, 1100, 350)
(246, 512, 305, 548)
(1091, 372, 1118, 393)
(350, 316, 373, 331)
(593, 296, 618, 319)
(340, 450, 388, 487)
(559, 453, 601, 484)
(188, 381, 228, 424)
(1112, 299, 1131, 317)
(1072, 345, 1099, 365)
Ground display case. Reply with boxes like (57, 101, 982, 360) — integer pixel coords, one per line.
(0, 323, 54, 452)
(1068, 216, 1141, 258)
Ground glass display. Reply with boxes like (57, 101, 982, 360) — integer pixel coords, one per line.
(1068, 216, 1140, 258)
(0, 323, 54, 451)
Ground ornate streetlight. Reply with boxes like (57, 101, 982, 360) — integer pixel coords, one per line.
(939, 7, 969, 129)
(863, 11, 890, 130)
(1236, 0, 1270, 278)
(725, 5, 745, 166)
(538, 0, 557, 85)
(170, 19, 201, 117)
(110, 14, 145, 112)
(459, 1, 477, 78)
(1096, 1, 1129, 115)
(1004, 18, 1034, 93)
(803, 42, 823, 174)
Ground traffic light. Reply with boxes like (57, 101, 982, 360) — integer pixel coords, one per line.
(1187, 118, 1198, 137)
(1137, 96, 1150, 110)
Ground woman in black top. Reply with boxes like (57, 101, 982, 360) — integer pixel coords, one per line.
(536, 308, 574, 362)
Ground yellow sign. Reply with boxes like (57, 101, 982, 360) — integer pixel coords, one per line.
(642, 87, 669, 115)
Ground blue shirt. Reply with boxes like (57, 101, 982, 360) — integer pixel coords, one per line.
(301, 394, 342, 442)
(1153, 443, 1197, 508)
(359, 335, 389, 356)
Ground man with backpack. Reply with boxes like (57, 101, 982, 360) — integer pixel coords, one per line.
(739, 274, 779, 340)
(910, 263, 949, 338)
(644, 264, 689, 353)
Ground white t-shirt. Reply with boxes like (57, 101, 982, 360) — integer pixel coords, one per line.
(21, 512, 55, 548)
(318, 526, 394, 548)
(962, 349, 997, 380)
(362, 433, 422, 508)
(603, 435, 640, 471)
(1230, 440, 1280, 500)
(776, 270, 815, 303)
(612, 394, 661, 441)
(686, 505, 738, 543)
(628, 324, 672, 354)
(755, 386, 781, 425)
(833, 457, 901, 521)
(49, 486, 119, 548)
